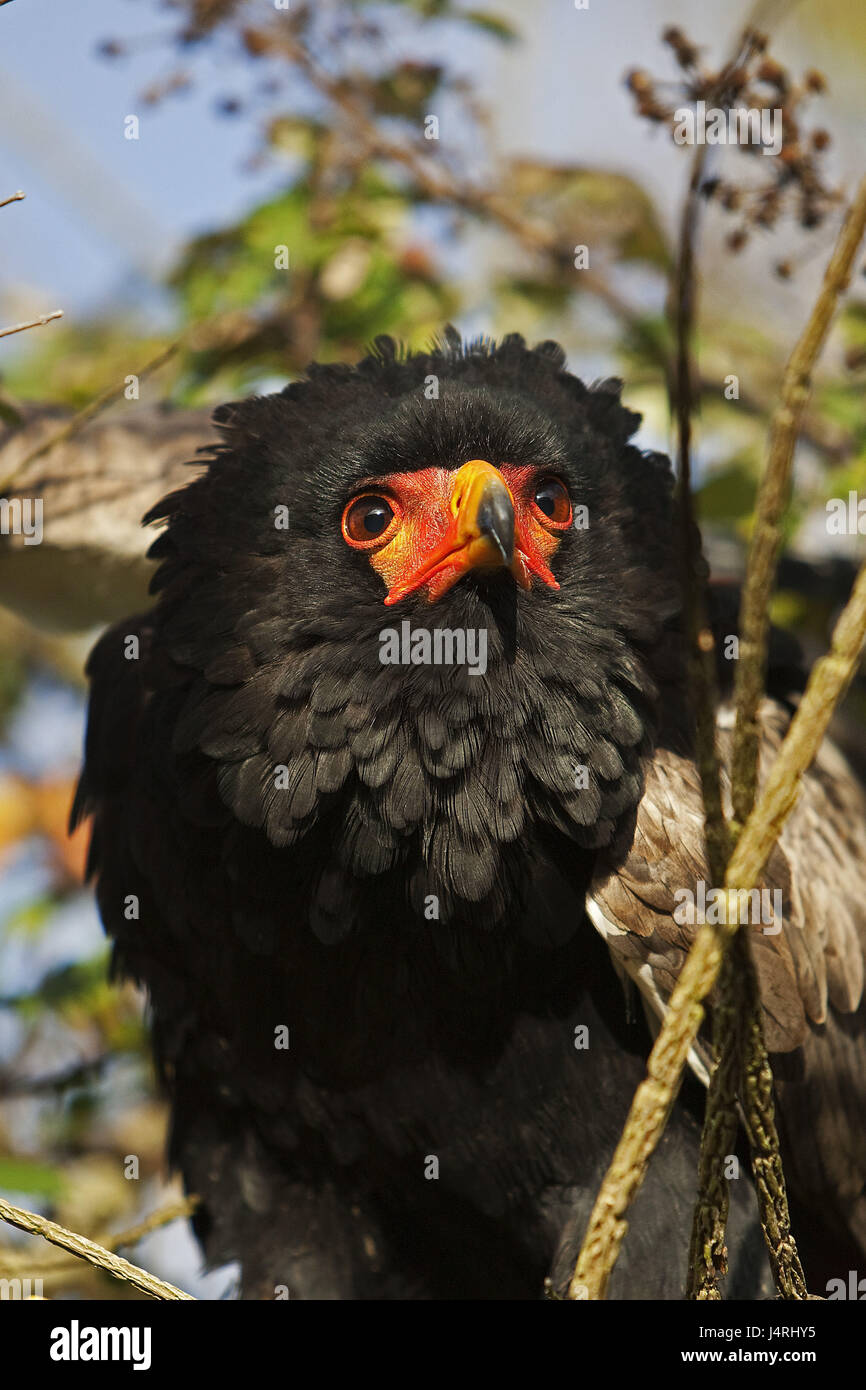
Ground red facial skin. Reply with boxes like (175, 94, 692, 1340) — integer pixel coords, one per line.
(341, 460, 572, 606)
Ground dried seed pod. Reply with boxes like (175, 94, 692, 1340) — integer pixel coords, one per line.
(661, 25, 699, 66)
(757, 58, 787, 89)
(639, 97, 669, 123)
(722, 65, 750, 96)
(803, 69, 827, 94)
(744, 29, 769, 54)
(625, 69, 653, 95)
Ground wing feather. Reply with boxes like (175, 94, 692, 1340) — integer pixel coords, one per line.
(588, 697, 866, 1241)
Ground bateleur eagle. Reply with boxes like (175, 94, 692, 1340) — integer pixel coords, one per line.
(72, 331, 866, 1299)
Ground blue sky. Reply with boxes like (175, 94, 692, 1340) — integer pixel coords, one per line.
(0, 0, 492, 327)
(1, 0, 863, 344)
(0, 0, 286, 320)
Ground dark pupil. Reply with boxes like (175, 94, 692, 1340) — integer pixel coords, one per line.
(535, 483, 560, 518)
(361, 501, 391, 536)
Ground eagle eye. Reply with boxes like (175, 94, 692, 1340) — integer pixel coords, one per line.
(342, 494, 397, 546)
(532, 476, 572, 527)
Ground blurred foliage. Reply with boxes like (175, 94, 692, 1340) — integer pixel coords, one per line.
(0, 1156, 67, 1199)
(502, 161, 671, 271)
(5, 326, 172, 410)
(1, 0, 678, 408)
(171, 165, 461, 399)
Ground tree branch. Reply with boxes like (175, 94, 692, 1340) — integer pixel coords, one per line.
(0, 1195, 199, 1280)
(0, 310, 63, 340)
(731, 175, 866, 826)
(264, 26, 663, 364)
(0, 338, 180, 496)
(725, 176, 866, 1295)
(0, 1194, 195, 1300)
(570, 551, 866, 1298)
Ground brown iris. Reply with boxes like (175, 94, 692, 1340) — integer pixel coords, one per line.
(531, 476, 572, 527)
(342, 494, 397, 547)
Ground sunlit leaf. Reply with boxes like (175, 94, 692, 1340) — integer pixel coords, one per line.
(0, 1157, 66, 1199)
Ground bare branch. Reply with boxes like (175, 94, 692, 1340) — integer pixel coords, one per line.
(0, 1194, 195, 1300)
(737, 942, 807, 1298)
(0, 337, 181, 496)
(0, 1053, 112, 1098)
(0, 1195, 199, 1280)
(0, 309, 63, 340)
(730, 562, 866, 882)
(717, 179, 866, 1296)
(263, 27, 662, 362)
(570, 552, 866, 1298)
(109, 1196, 200, 1252)
(732, 176, 866, 826)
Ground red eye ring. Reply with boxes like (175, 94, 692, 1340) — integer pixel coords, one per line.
(342, 492, 400, 548)
(531, 475, 572, 528)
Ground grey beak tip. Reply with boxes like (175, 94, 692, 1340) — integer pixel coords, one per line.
(477, 486, 515, 565)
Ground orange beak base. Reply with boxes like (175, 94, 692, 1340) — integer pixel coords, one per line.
(362, 459, 561, 606)
(384, 460, 529, 606)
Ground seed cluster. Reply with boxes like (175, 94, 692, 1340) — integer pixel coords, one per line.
(626, 27, 840, 278)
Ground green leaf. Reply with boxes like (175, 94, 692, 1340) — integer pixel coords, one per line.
(462, 10, 520, 41)
(0, 1157, 66, 1199)
(504, 160, 671, 270)
(697, 461, 758, 525)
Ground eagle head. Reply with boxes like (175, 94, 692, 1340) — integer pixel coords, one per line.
(144, 332, 680, 950)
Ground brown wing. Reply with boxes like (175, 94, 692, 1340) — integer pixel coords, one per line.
(588, 697, 866, 1245)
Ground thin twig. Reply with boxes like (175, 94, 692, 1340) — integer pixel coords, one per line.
(671, 138, 730, 887)
(267, 28, 664, 364)
(0, 338, 180, 496)
(685, 935, 743, 1298)
(671, 32, 859, 1302)
(731, 175, 866, 828)
(730, 562, 866, 882)
(677, 166, 739, 1291)
(736, 937, 807, 1297)
(0, 1194, 199, 1279)
(0, 190, 25, 209)
(110, 1195, 200, 1251)
(721, 180, 866, 1298)
(688, 926, 808, 1299)
(694, 199, 866, 1300)
(664, 36, 743, 1300)
(0, 1194, 194, 1299)
(0, 310, 62, 341)
(0, 1053, 113, 1098)
(570, 552, 866, 1298)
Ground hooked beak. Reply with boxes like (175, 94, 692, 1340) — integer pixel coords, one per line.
(384, 460, 521, 606)
(474, 469, 515, 566)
